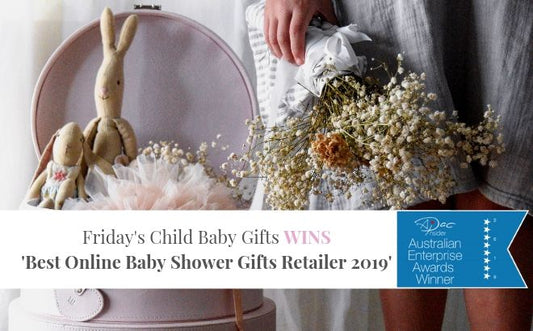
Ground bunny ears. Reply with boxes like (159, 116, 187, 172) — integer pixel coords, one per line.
(100, 7, 138, 56)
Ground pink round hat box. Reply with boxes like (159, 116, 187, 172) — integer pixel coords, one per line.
(32, 9, 255, 170)
(13, 8, 275, 331)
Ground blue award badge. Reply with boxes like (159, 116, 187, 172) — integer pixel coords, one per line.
(397, 211, 527, 288)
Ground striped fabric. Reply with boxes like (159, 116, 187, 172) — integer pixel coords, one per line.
(245, 2, 276, 127)
(245, 2, 374, 210)
(245, 2, 312, 128)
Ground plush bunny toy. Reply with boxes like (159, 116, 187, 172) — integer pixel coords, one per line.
(84, 8, 138, 172)
(26, 122, 88, 209)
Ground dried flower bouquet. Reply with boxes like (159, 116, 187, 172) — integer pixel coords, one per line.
(239, 54, 504, 210)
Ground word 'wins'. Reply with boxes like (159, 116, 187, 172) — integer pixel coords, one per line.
(284, 231, 331, 244)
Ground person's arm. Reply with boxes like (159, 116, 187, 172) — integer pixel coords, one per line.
(264, 0, 337, 65)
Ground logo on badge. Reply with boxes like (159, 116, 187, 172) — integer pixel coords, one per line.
(414, 217, 455, 236)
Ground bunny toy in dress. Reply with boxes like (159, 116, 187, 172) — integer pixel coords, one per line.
(84, 7, 138, 170)
(26, 122, 88, 209)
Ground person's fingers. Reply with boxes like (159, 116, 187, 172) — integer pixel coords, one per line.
(264, 0, 338, 64)
(277, 13, 294, 63)
(289, 10, 308, 65)
(268, 18, 282, 58)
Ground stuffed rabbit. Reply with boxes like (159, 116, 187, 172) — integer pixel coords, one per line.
(26, 122, 88, 210)
(84, 8, 138, 170)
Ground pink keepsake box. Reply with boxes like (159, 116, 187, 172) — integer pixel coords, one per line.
(31, 9, 255, 169)
(12, 7, 275, 331)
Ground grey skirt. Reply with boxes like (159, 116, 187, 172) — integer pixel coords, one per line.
(328, 0, 533, 211)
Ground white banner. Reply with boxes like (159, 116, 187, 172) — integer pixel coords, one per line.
(0, 211, 397, 288)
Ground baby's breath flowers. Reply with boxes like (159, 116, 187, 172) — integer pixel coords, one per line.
(140, 139, 246, 203)
(141, 140, 214, 174)
(238, 55, 504, 210)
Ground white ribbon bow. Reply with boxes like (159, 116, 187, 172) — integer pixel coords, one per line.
(295, 22, 371, 97)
